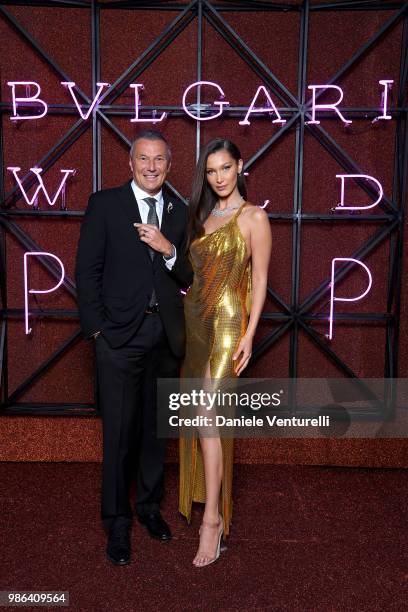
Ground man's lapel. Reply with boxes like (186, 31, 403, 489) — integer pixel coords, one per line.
(118, 181, 153, 264)
(118, 180, 142, 225)
(160, 191, 175, 241)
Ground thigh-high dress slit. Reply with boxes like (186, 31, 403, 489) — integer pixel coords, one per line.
(179, 203, 251, 536)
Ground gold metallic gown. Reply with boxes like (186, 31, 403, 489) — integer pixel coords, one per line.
(179, 202, 251, 536)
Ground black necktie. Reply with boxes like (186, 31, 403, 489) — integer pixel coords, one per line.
(143, 197, 159, 306)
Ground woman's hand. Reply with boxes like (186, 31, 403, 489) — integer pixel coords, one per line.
(233, 333, 253, 376)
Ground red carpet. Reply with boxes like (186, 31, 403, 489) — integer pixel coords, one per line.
(1, 462, 407, 611)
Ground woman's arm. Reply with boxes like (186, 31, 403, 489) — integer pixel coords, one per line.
(233, 207, 272, 375)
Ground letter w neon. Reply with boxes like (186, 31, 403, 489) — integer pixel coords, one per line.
(8, 167, 75, 207)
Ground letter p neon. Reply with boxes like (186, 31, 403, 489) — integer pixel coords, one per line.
(24, 252, 65, 334)
(329, 258, 372, 339)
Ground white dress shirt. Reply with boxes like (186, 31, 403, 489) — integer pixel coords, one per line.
(130, 180, 176, 269)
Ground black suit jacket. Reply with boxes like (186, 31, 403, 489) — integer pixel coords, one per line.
(75, 181, 193, 355)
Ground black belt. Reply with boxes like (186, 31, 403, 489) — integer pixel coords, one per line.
(145, 304, 159, 314)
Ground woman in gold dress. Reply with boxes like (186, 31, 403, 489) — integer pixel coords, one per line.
(179, 138, 272, 567)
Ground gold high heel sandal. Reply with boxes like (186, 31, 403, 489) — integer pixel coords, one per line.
(193, 515, 224, 567)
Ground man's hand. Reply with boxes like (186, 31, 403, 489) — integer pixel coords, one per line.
(133, 223, 173, 257)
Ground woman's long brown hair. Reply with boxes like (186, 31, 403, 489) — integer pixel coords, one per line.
(187, 138, 247, 246)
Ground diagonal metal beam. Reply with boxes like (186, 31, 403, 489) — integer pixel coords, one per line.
(96, 112, 188, 204)
(0, 6, 91, 104)
(202, 0, 299, 107)
(251, 319, 293, 363)
(306, 122, 398, 214)
(0, 216, 77, 297)
(244, 112, 300, 170)
(1, 119, 91, 207)
(203, 10, 295, 110)
(90, 1, 197, 203)
(0, 1, 195, 207)
(97, 0, 198, 107)
(93, 7, 196, 106)
(7, 328, 83, 404)
(297, 317, 392, 415)
(298, 217, 400, 314)
(203, 1, 403, 222)
(306, 5, 408, 108)
(298, 317, 359, 378)
(265, 286, 292, 315)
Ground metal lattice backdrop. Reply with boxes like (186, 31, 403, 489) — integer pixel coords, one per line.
(0, 0, 407, 416)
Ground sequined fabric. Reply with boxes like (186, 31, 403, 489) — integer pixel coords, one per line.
(179, 203, 251, 536)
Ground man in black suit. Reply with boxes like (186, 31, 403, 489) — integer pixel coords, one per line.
(75, 130, 192, 565)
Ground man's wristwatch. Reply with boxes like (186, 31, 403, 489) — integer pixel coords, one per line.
(163, 244, 176, 261)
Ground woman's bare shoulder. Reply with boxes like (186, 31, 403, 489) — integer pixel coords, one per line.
(242, 202, 269, 224)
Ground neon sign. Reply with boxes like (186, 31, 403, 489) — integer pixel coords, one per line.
(130, 84, 166, 123)
(8, 81, 48, 121)
(6, 79, 394, 124)
(182, 81, 229, 121)
(306, 85, 352, 125)
(6, 76, 394, 336)
(8, 167, 75, 207)
(239, 86, 286, 126)
(24, 252, 65, 334)
(20, 250, 374, 338)
(335, 174, 383, 211)
(61, 81, 109, 120)
(376, 80, 393, 121)
(329, 258, 373, 340)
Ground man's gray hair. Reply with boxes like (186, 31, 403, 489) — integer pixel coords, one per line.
(129, 130, 171, 161)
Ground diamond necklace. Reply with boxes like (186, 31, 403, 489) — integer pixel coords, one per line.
(211, 196, 244, 217)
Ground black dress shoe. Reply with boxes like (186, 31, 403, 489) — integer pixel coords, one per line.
(138, 512, 172, 541)
(106, 524, 131, 565)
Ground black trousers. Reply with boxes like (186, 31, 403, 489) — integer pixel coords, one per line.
(95, 313, 177, 530)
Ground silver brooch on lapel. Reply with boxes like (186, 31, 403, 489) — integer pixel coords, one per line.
(167, 202, 173, 214)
